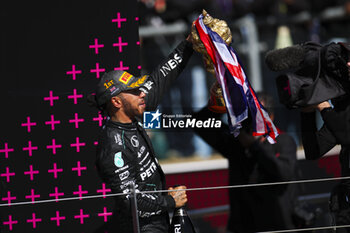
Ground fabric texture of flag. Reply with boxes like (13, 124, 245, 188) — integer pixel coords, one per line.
(194, 14, 279, 143)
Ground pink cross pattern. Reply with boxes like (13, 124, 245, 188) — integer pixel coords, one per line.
(21, 116, 37, 132)
(69, 113, 85, 129)
(2, 191, 16, 205)
(73, 185, 88, 200)
(45, 115, 61, 131)
(66, 64, 82, 80)
(25, 189, 40, 203)
(67, 89, 83, 104)
(113, 37, 128, 53)
(135, 17, 139, 21)
(22, 141, 38, 157)
(46, 139, 62, 154)
(72, 161, 87, 176)
(43, 91, 59, 106)
(74, 209, 89, 224)
(1, 167, 15, 183)
(94, 141, 98, 146)
(24, 165, 39, 181)
(89, 38, 104, 54)
(138, 65, 142, 70)
(3, 215, 18, 231)
(136, 41, 140, 45)
(93, 113, 104, 127)
(114, 61, 129, 71)
(49, 187, 64, 202)
(0, 143, 14, 158)
(48, 163, 63, 179)
(97, 183, 111, 198)
(51, 211, 65, 226)
(90, 62, 106, 78)
(27, 213, 41, 228)
(98, 207, 112, 222)
(111, 12, 126, 28)
(70, 137, 86, 152)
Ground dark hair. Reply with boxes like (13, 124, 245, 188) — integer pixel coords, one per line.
(256, 91, 274, 115)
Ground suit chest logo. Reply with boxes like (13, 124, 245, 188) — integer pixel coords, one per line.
(114, 152, 124, 168)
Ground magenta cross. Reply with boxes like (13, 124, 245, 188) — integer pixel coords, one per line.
(2, 191, 16, 205)
(0, 143, 14, 158)
(74, 209, 90, 224)
(93, 113, 104, 127)
(97, 183, 111, 198)
(51, 211, 66, 226)
(114, 61, 129, 71)
(24, 165, 39, 181)
(25, 189, 40, 203)
(49, 187, 64, 202)
(136, 41, 140, 45)
(94, 141, 98, 146)
(98, 207, 112, 222)
(138, 65, 142, 70)
(1, 167, 15, 183)
(22, 141, 38, 157)
(45, 115, 60, 131)
(27, 213, 42, 228)
(66, 64, 82, 80)
(72, 161, 87, 176)
(73, 185, 88, 200)
(48, 163, 63, 179)
(69, 113, 84, 129)
(70, 137, 86, 152)
(89, 38, 104, 54)
(43, 91, 59, 106)
(113, 37, 128, 53)
(111, 12, 126, 28)
(46, 139, 62, 155)
(3, 215, 18, 231)
(67, 89, 83, 104)
(90, 62, 106, 78)
(21, 116, 37, 132)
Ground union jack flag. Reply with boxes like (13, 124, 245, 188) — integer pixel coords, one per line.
(194, 14, 279, 143)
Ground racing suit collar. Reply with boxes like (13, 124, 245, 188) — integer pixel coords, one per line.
(107, 119, 138, 130)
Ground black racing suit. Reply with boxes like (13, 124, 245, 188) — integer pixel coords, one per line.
(95, 40, 193, 233)
(301, 95, 350, 232)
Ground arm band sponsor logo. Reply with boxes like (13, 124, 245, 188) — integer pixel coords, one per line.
(159, 53, 183, 77)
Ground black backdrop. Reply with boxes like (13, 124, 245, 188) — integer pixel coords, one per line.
(0, 1, 140, 232)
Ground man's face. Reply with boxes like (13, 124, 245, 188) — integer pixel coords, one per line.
(119, 88, 146, 119)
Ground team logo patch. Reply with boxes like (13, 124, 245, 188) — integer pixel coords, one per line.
(114, 152, 124, 168)
(119, 72, 133, 84)
(130, 135, 139, 147)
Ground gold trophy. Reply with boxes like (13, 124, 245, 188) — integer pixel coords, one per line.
(191, 10, 232, 113)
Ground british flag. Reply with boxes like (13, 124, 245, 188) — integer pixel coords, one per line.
(194, 14, 279, 143)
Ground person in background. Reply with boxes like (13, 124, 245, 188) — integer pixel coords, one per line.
(193, 90, 298, 232)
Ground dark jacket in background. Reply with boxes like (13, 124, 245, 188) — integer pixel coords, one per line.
(193, 107, 297, 233)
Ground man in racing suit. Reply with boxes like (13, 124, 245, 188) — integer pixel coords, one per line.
(91, 38, 193, 232)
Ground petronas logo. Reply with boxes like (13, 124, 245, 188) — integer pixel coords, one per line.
(114, 152, 124, 168)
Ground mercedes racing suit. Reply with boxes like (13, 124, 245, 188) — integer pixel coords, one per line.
(95, 40, 193, 233)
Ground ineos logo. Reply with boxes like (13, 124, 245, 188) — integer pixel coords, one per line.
(131, 135, 139, 147)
